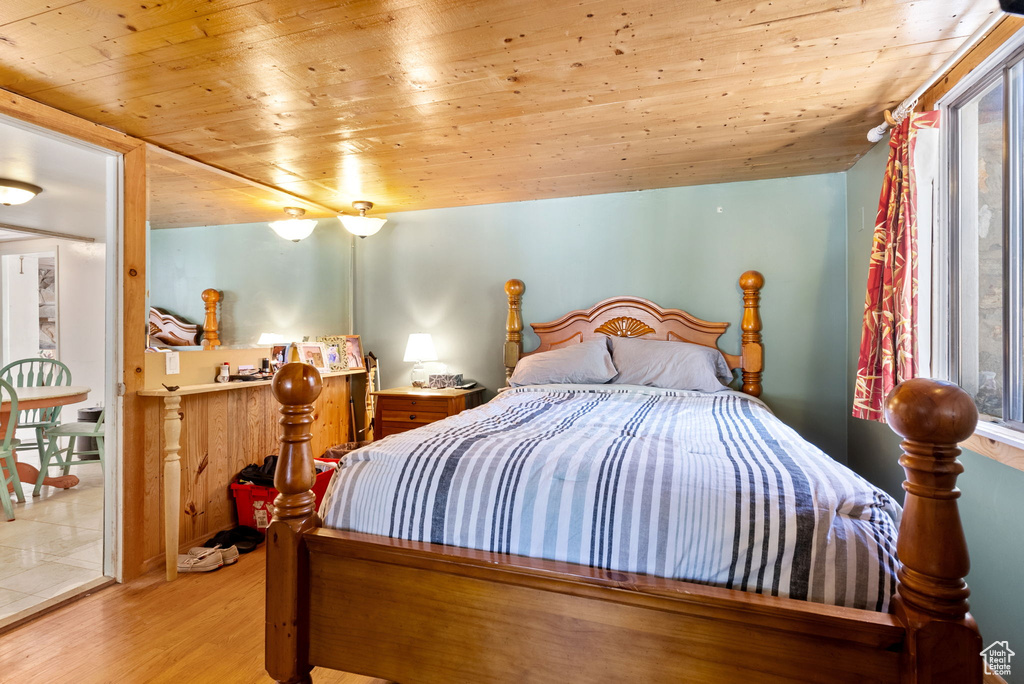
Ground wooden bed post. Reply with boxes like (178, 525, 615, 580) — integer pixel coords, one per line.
(201, 288, 221, 349)
(739, 270, 764, 397)
(266, 363, 323, 684)
(504, 279, 525, 382)
(885, 378, 982, 684)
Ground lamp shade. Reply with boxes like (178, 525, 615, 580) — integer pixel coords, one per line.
(403, 333, 438, 362)
(269, 218, 317, 241)
(339, 214, 386, 237)
(0, 179, 42, 206)
(257, 332, 284, 345)
(340, 200, 386, 237)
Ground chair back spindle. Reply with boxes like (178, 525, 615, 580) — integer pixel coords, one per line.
(0, 379, 24, 520)
(0, 379, 19, 449)
(0, 358, 72, 426)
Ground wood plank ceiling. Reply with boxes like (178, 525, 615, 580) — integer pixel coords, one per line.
(0, 0, 1001, 226)
(147, 145, 337, 228)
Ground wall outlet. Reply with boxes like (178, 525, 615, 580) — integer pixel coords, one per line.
(165, 351, 180, 375)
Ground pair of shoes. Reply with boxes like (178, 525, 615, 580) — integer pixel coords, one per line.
(190, 544, 239, 566)
(177, 545, 239, 573)
(177, 547, 223, 573)
(203, 525, 265, 554)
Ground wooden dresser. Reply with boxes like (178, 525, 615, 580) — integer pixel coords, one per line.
(373, 386, 486, 438)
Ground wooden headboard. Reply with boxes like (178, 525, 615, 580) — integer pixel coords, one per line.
(149, 307, 201, 346)
(503, 271, 765, 396)
(148, 288, 223, 349)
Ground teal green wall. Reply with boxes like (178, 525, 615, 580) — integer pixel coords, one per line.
(148, 220, 353, 346)
(354, 176, 850, 461)
(846, 144, 1024, 656)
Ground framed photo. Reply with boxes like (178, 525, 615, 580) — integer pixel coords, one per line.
(296, 342, 330, 373)
(306, 335, 348, 372)
(270, 344, 288, 370)
(344, 335, 365, 370)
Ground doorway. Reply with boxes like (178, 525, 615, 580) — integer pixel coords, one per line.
(0, 114, 120, 627)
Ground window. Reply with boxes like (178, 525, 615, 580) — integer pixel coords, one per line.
(940, 35, 1024, 430)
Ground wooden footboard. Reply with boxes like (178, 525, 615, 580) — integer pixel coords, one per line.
(304, 529, 904, 683)
(266, 368, 983, 684)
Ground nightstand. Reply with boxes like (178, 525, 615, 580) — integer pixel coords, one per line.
(372, 386, 486, 438)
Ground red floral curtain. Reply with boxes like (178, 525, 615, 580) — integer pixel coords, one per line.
(852, 111, 941, 422)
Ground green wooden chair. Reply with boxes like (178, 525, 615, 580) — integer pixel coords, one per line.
(1, 379, 26, 521)
(34, 408, 104, 497)
(0, 358, 72, 460)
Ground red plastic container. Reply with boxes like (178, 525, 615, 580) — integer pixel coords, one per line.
(230, 460, 337, 529)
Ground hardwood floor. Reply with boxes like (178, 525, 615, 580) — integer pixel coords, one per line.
(0, 546, 385, 684)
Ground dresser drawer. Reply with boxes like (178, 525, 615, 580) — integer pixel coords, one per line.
(373, 386, 485, 440)
(378, 396, 449, 413)
(382, 410, 447, 425)
(380, 423, 419, 438)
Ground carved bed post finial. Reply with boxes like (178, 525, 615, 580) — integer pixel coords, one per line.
(201, 288, 222, 349)
(504, 279, 525, 383)
(739, 271, 764, 397)
(266, 362, 323, 684)
(885, 378, 982, 684)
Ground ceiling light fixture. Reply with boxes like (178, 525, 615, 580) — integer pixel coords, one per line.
(339, 201, 386, 238)
(0, 179, 43, 206)
(269, 206, 317, 242)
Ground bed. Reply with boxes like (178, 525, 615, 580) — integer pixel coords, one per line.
(265, 271, 985, 683)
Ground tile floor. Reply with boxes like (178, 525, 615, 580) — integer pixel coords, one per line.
(0, 444, 104, 620)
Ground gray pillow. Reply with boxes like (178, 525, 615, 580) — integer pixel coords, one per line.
(509, 337, 617, 386)
(609, 336, 732, 392)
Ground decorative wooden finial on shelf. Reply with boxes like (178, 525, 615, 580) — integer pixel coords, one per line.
(504, 279, 525, 382)
(201, 288, 222, 349)
(739, 270, 764, 397)
(884, 377, 982, 683)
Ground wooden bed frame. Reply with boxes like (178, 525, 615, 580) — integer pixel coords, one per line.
(148, 288, 222, 349)
(148, 306, 201, 346)
(266, 271, 984, 683)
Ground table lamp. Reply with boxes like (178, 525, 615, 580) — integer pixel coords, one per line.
(403, 333, 437, 387)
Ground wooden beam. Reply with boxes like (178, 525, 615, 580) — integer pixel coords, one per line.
(121, 142, 149, 580)
(919, 15, 1024, 110)
(0, 87, 138, 153)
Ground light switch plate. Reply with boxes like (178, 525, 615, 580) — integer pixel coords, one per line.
(165, 351, 180, 375)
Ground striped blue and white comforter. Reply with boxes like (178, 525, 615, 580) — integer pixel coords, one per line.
(320, 385, 901, 611)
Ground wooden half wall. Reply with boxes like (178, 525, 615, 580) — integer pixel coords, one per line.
(138, 376, 352, 573)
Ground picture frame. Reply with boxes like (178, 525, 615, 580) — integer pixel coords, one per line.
(305, 335, 348, 372)
(344, 335, 365, 370)
(296, 342, 330, 373)
(270, 344, 288, 371)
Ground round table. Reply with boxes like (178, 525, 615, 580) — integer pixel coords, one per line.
(1, 385, 91, 491)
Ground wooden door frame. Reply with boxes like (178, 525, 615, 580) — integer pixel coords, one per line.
(0, 89, 150, 580)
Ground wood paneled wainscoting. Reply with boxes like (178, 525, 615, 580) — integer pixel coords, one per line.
(138, 371, 362, 576)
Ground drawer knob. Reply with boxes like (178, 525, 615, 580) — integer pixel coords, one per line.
(409, 414, 416, 420)
(411, 400, 417, 405)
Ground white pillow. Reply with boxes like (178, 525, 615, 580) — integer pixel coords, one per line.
(609, 336, 732, 392)
(509, 337, 618, 386)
